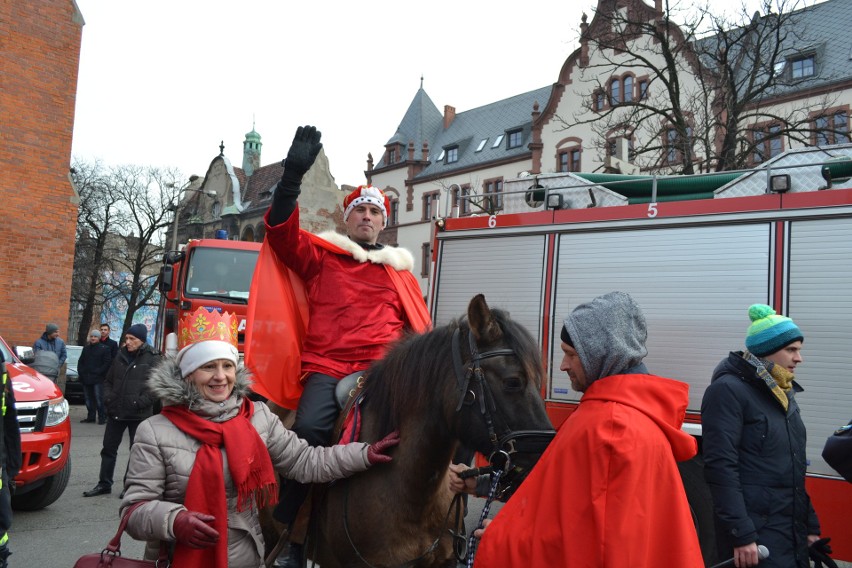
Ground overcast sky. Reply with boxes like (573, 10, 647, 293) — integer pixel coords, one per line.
(71, 0, 762, 188)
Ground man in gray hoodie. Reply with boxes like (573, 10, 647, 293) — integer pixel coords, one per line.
(467, 292, 705, 567)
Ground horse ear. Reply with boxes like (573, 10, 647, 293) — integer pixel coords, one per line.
(468, 294, 503, 344)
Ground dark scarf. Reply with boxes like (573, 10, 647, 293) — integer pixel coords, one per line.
(161, 398, 278, 568)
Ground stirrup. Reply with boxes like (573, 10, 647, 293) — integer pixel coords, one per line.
(264, 527, 291, 568)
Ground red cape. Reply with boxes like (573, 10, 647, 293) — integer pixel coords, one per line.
(245, 231, 430, 409)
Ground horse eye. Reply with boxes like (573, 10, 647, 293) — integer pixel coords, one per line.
(504, 377, 523, 392)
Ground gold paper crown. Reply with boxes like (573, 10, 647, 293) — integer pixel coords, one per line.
(178, 307, 238, 350)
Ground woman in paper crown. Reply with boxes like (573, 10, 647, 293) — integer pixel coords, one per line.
(119, 307, 399, 568)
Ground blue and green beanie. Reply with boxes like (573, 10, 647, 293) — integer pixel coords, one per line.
(745, 304, 803, 357)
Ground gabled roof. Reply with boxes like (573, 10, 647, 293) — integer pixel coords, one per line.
(376, 85, 552, 179)
(415, 86, 552, 179)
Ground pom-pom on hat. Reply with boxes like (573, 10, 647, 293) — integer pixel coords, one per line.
(745, 304, 803, 357)
(343, 185, 390, 228)
(176, 307, 239, 377)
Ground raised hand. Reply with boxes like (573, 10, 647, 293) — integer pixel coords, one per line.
(283, 125, 323, 180)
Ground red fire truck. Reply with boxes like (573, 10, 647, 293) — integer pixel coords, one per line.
(156, 236, 261, 356)
(428, 145, 852, 562)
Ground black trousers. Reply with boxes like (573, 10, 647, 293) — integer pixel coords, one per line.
(272, 372, 339, 524)
(98, 418, 141, 488)
(83, 383, 105, 422)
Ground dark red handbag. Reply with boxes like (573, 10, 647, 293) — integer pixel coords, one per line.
(73, 501, 170, 568)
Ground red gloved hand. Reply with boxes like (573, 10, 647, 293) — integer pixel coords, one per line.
(367, 430, 400, 464)
(173, 510, 219, 549)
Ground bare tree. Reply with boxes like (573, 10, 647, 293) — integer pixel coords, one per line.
(556, 0, 837, 173)
(71, 161, 184, 341)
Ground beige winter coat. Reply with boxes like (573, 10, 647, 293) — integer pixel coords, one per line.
(120, 358, 372, 568)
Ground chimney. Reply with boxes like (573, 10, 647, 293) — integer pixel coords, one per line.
(443, 105, 456, 129)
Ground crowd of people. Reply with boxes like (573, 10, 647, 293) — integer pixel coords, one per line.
(7, 124, 849, 568)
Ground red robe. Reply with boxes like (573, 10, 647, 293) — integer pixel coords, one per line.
(245, 210, 430, 409)
(474, 374, 704, 568)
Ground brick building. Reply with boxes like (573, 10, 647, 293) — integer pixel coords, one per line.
(0, 1, 84, 347)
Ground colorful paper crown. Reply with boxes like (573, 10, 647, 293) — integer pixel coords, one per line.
(178, 307, 238, 351)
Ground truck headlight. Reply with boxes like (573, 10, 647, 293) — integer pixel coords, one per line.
(45, 398, 69, 427)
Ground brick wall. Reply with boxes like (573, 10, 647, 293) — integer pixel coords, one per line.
(0, 1, 84, 348)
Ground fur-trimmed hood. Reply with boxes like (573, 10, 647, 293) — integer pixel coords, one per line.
(148, 356, 253, 408)
(317, 230, 414, 272)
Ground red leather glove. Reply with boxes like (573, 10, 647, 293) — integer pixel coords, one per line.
(173, 510, 219, 549)
(367, 431, 400, 464)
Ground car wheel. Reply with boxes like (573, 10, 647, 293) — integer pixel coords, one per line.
(11, 457, 72, 511)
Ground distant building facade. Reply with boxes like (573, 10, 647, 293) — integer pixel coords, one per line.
(366, 0, 852, 294)
(173, 128, 344, 246)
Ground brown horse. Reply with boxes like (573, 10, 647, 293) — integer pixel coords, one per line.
(287, 294, 553, 567)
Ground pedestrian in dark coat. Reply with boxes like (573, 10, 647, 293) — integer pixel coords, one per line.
(702, 305, 821, 568)
(99, 323, 119, 360)
(84, 324, 159, 498)
(822, 419, 852, 483)
(78, 329, 113, 424)
(0, 351, 22, 568)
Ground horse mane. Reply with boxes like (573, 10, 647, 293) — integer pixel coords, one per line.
(362, 307, 543, 438)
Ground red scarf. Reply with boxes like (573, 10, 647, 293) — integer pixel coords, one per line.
(161, 398, 278, 568)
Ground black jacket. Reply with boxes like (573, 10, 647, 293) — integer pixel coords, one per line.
(77, 341, 113, 386)
(702, 351, 819, 568)
(0, 353, 21, 480)
(103, 343, 159, 420)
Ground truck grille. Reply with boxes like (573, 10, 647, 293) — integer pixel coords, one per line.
(15, 401, 47, 434)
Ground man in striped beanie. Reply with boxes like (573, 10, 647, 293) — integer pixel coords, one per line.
(702, 304, 826, 568)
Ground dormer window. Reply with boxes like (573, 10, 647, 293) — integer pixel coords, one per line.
(446, 146, 459, 164)
(387, 148, 396, 164)
(791, 54, 815, 78)
(507, 129, 523, 149)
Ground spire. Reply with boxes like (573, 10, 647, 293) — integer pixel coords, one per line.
(242, 122, 263, 176)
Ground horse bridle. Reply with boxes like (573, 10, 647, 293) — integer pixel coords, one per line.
(451, 326, 554, 473)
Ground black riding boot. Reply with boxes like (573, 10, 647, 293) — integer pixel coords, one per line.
(273, 541, 303, 568)
(0, 543, 10, 568)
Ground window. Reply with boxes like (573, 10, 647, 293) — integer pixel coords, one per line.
(559, 148, 582, 173)
(421, 243, 431, 278)
(594, 90, 606, 111)
(813, 111, 850, 146)
(753, 124, 784, 164)
(623, 76, 633, 102)
(791, 55, 815, 79)
(436, 149, 445, 161)
(389, 199, 399, 226)
(638, 80, 649, 100)
(484, 179, 503, 211)
(476, 138, 488, 152)
(610, 78, 621, 106)
(491, 134, 504, 148)
(456, 184, 472, 216)
(422, 191, 439, 220)
(507, 129, 523, 149)
(446, 146, 459, 164)
(387, 148, 396, 164)
(664, 126, 692, 164)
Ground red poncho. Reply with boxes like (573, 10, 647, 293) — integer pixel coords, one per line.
(474, 374, 704, 568)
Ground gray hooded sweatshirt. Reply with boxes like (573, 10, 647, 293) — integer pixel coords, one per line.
(562, 291, 649, 384)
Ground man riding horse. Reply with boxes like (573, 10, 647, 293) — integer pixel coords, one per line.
(247, 125, 431, 568)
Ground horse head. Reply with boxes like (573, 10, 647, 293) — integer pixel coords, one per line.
(453, 294, 554, 472)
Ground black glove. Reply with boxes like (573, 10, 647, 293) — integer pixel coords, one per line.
(173, 510, 219, 549)
(810, 537, 839, 568)
(269, 125, 323, 225)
